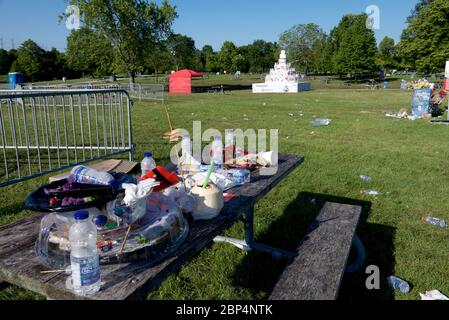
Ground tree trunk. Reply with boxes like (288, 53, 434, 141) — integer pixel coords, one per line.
(129, 72, 136, 85)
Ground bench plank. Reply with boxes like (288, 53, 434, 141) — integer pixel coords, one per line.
(270, 202, 362, 300)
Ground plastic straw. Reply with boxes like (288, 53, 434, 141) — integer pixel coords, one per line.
(202, 160, 215, 188)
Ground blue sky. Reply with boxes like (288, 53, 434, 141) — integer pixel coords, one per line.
(0, 0, 418, 52)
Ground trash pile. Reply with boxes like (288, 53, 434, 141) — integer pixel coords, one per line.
(384, 108, 426, 121)
(25, 132, 276, 296)
(406, 79, 435, 90)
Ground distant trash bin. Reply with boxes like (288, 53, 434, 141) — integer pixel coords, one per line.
(384, 81, 389, 89)
(8, 72, 24, 90)
(110, 75, 117, 82)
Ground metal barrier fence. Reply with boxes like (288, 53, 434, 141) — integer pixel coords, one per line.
(21, 83, 164, 103)
(120, 84, 165, 103)
(0, 89, 133, 187)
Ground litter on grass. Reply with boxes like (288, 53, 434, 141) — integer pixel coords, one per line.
(421, 216, 448, 228)
(359, 175, 372, 182)
(360, 189, 389, 196)
(385, 108, 429, 121)
(419, 290, 449, 300)
(312, 119, 332, 126)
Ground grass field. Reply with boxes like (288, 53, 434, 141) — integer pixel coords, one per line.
(1, 87, 448, 300)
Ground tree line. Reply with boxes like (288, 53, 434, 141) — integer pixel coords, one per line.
(0, 0, 447, 82)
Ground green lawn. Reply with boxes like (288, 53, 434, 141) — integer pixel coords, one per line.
(1, 88, 448, 300)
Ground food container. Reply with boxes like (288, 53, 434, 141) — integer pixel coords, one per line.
(190, 182, 224, 221)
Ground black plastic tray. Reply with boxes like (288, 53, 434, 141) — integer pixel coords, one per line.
(25, 179, 116, 213)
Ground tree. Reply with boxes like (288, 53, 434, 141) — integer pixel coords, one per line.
(205, 53, 220, 72)
(0, 49, 12, 74)
(377, 36, 397, 71)
(10, 40, 47, 82)
(200, 45, 214, 70)
(244, 40, 279, 73)
(231, 53, 247, 73)
(330, 14, 377, 76)
(407, 0, 435, 22)
(278, 23, 327, 74)
(45, 48, 69, 80)
(397, 0, 449, 72)
(65, 0, 177, 83)
(167, 33, 198, 70)
(145, 43, 172, 77)
(218, 41, 238, 72)
(66, 27, 114, 77)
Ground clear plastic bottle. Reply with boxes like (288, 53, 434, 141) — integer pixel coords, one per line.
(69, 210, 101, 296)
(211, 135, 223, 168)
(224, 130, 235, 163)
(141, 152, 156, 177)
(387, 276, 410, 293)
(421, 216, 448, 228)
(70, 165, 116, 187)
(181, 134, 192, 160)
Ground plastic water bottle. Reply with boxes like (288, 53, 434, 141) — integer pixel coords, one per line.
(225, 130, 235, 163)
(141, 152, 156, 177)
(387, 276, 410, 293)
(421, 216, 448, 228)
(69, 210, 101, 296)
(181, 135, 192, 160)
(211, 135, 223, 168)
(70, 165, 116, 187)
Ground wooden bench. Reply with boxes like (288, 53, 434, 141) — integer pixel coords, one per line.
(269, 202, 363, 300)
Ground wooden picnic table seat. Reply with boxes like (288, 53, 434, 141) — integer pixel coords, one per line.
(269, 202, 363, 300)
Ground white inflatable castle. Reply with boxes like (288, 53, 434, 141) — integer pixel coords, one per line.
(252, 50, 311, 93)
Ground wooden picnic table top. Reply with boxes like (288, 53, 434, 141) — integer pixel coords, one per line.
(0, 153, 304, 300)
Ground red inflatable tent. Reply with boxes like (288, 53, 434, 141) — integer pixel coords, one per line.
(169, 69, 203, 94)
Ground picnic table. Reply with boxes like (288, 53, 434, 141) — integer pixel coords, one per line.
(0, 154, 303, 300)
(207, 85, 225, 94)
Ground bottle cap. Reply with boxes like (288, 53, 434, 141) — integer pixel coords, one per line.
(144, 152, 153, 158)
(74, 210, 89, 221)
(94, 215, 108, 227)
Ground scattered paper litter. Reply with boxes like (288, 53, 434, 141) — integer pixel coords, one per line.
(419, 290, 449, 300)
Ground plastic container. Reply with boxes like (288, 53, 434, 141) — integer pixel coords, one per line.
(211, 135, 223, 168)
(69, 210, 101, 296)
(69, 165, 117, 188)
(421, 216, 448, 228)
(141, 152, 156, 177)
(225, 130, 235, 163)
(387, 276, 410, 293)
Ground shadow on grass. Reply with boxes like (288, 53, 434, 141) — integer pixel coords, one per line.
(231, 192, 396, 300)
(0, 202, 25, 219)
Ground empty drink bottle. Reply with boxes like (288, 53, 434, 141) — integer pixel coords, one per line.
(387, 276, 410, 293)
(421, 216, 448, 228)
(141, 152, 156, 177)
(69, 210, 101, 296)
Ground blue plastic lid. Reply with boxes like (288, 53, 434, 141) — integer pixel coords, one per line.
(94, 215, 108, 227)
(144, 152, 153, 158)
(74, 210, 89, 221)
